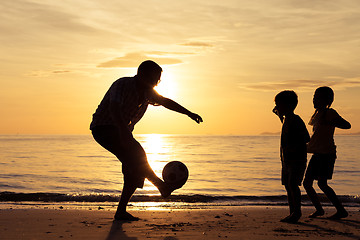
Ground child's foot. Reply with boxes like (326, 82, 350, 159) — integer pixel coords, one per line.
(308, 209, 325, 218)
(328, 209, 348, 220)
(114, 211, 140, 221)
(280, 212, 301, 223)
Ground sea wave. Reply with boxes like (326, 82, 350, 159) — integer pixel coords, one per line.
(1, 192, 359, 207)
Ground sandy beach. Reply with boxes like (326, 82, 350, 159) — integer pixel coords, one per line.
(1, 206, 359, 240)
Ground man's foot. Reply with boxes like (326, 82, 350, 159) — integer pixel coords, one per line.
(114, 212, 140, 221)
(328, 209, 348, 220)
(309, 209, 325, 218)
(159, 182, 176, 198)
(280, 212, 301, 223)
(280, 215, 292, 222)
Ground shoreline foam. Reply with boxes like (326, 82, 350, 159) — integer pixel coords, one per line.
(1, 192, 359, 210)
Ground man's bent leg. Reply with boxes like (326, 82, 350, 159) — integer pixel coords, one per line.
(127, 139, 174, 198)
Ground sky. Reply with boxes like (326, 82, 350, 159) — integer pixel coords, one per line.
(1, 0, 360, 135)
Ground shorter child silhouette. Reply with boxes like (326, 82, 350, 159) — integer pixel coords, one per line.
(303, 86, 351, 219)
(273, 90, 310, 223)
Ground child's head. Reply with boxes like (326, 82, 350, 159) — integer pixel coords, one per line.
(274, 90, 298, 117)
(313, 86, 334, 109)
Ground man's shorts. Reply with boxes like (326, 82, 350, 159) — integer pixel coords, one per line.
(305, 153, 336, 180)
(91, 125, 149, 188)
(282, 161, 307, 186)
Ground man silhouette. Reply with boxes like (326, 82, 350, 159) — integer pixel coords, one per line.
(90, 60, 203, 220)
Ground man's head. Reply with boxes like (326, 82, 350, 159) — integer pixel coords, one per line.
(137, 60, 162, 88)
(273, 90, 298, 118)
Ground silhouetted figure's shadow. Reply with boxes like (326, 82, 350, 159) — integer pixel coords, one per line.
(105, 220, 180, 240)
(296, 219, 360, 240)
(105, 220, 137, 240)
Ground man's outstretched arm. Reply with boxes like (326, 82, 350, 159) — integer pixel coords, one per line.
(157, 96, 203, 124)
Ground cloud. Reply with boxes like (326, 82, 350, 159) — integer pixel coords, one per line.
(239, 78, 360, 92)
(0, 1, 99, 36)
(25, 71, 52, 77)
(146, 51, 194, 56)
(52, 70, 71, 74)
(179, 41, 215, 48)
(97, 52, 183, 68)
(25, 70, 73, 77)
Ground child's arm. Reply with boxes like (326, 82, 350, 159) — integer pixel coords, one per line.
(333, 115, 351, 129)
(326, 109, 351, 129)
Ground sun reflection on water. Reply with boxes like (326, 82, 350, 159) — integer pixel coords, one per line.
(140, 134, 172, 192)
(131, 201, 177, 211)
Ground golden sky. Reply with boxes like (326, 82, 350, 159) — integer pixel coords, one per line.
(1, 0, 360, 135)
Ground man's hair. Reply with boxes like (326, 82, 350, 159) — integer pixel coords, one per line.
(315, 86, 334, 107)
(275, 90, 298, 111)
(137, 60, 162, 76)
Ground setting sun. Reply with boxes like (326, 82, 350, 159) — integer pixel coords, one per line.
(155, 69, 178, 98)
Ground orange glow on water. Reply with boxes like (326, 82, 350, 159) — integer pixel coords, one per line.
(140, 134, 173, 192)
(141, 134, 171, 174)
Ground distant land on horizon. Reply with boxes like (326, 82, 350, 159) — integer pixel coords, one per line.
(260, 131, 360, 136)
(260, 132, 280, 136)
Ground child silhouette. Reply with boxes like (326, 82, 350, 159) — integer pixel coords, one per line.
(273, 90, 310, 223)
(303, 86, 351, 219)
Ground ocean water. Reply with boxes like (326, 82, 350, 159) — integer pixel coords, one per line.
(0, 134, 359, 207)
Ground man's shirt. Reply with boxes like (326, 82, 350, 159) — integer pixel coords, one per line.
(90, 76, 161, 131)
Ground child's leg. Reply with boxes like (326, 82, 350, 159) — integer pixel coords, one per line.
(317, 178, 348, 219)
(291, 184, 302, 215)
(303, 176, 325, 217)
(284, 185, 295, 214)
(280, 185, 293, 222)
(281, 184, 302, 223)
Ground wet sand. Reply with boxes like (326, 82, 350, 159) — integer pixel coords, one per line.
(0, 206, 359, 239)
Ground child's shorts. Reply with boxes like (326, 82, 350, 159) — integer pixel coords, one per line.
(305, 153, 336, 180)
(281, 162, 307, 186)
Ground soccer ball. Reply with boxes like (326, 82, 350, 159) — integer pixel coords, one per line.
(162, 161, 189, 188)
